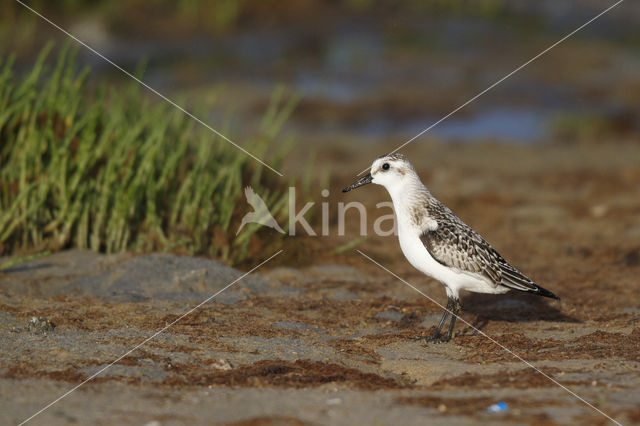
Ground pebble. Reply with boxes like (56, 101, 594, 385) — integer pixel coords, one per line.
(210, 358, 233, 371)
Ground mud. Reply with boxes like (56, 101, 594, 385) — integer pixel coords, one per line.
(1, 140, 640, 425)
(162, 359, 403, 390)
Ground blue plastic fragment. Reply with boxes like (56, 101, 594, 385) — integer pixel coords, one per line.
(487, 401, 508, 413)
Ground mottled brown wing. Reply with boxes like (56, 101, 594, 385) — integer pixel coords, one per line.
(420, 202, 540, 293)
(420, 220, 502, 284)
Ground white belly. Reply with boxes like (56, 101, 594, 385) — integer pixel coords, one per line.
(397, 225, 508, 298)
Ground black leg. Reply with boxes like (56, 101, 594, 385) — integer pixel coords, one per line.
(425, 297, 453, 343)
(441, 298, 460, 342)
(423, 297, 460, 343)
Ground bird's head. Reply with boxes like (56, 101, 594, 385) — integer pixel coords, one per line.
(342, 153, 415, 193)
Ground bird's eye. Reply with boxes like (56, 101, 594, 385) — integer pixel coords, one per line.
(382, 163, 390, 170)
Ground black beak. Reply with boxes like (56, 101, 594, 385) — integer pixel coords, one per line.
(342, 173, 373, 192)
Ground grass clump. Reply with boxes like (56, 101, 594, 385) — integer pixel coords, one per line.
(0, 43, 296, 265)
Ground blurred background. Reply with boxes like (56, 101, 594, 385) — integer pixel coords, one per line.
(1, 0, 639, 267)
(3, 1, 639, 146)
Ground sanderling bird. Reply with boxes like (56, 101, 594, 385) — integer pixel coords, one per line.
(343, 153, 559, 343)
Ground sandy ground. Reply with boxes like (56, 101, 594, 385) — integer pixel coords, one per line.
(1, 141, 639, 425)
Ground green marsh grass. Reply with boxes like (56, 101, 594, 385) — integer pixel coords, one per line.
(0, 44, 297, 265)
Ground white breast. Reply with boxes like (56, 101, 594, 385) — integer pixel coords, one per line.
(396, 221, 508, 298)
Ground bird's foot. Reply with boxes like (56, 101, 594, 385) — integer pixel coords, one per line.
(409, 331, 442, 342)
(424, 333, 451, 344)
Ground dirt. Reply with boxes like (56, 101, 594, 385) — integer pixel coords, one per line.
(1, 142, 640, 425)
(223, 416, 318, 426)
(162, 359, 404, 390)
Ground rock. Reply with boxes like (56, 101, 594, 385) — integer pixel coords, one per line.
(61, 253, 270, 303)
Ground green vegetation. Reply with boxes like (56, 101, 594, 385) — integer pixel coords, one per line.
(551, 112, 616, 143)
(0, 44, 297, 264)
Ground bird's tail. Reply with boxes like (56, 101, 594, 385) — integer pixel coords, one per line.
(498, 261, 560, 300)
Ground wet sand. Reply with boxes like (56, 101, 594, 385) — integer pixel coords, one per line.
(2, 141, 639, 425)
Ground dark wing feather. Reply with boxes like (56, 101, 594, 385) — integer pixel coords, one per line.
(420, 201, 558, 299)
